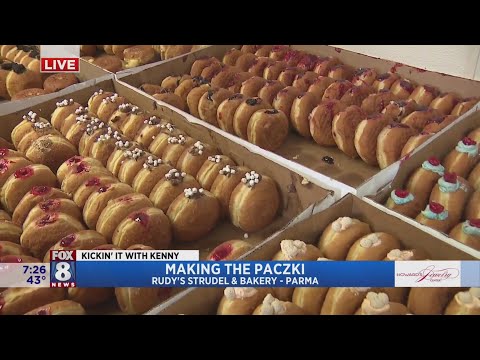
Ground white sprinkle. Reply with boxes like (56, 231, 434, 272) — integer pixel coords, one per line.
(244, 233, 249, 239)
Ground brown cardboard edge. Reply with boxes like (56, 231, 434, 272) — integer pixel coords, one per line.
(149, 193, 476, 315)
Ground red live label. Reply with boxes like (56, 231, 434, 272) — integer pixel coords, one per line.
(41, 58, 79, 73)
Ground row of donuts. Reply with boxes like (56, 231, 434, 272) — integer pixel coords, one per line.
(48, 90, 282, 235)
(224, 45, 477, 115)
(0, 145, 159, 315)
(139, 50, 477, 169)
(386, 127, 480, 250)
(80, 45, 209, 73)
(215, 217, 479, 315)
(0, 45, 79, 101)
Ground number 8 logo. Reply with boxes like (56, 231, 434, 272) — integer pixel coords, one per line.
(55, 262, 71, 281)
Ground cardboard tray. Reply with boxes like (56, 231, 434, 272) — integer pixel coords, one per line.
(368, 109, 480, 259)
(149, 193, 475, 315)
(0, 76, 332, 266)
(115, 45, 480, 199)
(0, 59, 112, 115)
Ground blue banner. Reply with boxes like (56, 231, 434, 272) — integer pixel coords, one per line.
(74, 261, 396, 288)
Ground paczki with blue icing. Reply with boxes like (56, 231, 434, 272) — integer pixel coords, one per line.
(438, 177, 461, 193)
(421, 160, 445, 175)
(456, 141, 479, 158)
(391, 190, 414, 205)
(462, 221, 480, 236)
(422, 206, 449, 221)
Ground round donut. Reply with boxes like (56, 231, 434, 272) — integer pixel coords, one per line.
(152, 92, 187, 111)
(115, 287, 171, 315)
(117, 148, 149, 185)
(96, 93, 127, 122)
(186, 84, 211, 117)
(134, 116, 164, 148)
(26, 135, 78, 172)
(309, 100, 347, 146)
(272, 86, 302, 121)
(390, 79, 416, 100)
(174, 76, 208, 102)
(247, 109, 289, 151)
(87, 89, 114, 115)
(61, 162, 112, 195)
(196, 155, 236, 191)
(72, 175, 118, 208)
(292, 71, 319, 92)
(198, 88, 234, 126)
(12, 186, 69, 226)
(96, 193, 153, 240)
(408, 85, 439, 107)
(92, 55, 123, 72)
(354, 114, 391, 166)
(257, 80, 285, 105)
(423, 115, 458, 133)
(0, 156, 33, 188)
(332, 105, 367, 158)
(313, 56, 341, 76)
(248, 57, 275, 77)
(346, 233, 401, 261)
(23, 198, 83, 230)
(211, 67, 240, 88)
(5, 64, 43, 98)
(25, 300, 86, 315)
(149, 170, 200, 212)
(0, 241, 30, 257)
(21, 213, 85, 259)
(226, 72, 254, 93)
(11, 88, 47, 101)
(306, 76, 335, 102)
(131, 156, 173, 196)
(139, 83, 163, 95)
(1, 164, 57, 213)
(176, 141, 216, 177)
(430, 93, 460, 115)
(217, 94, 245, 134)
(223, 49, 243, 66)
(108, 103, 138, 129)
(113, 207, 172, 249)
(400, 132, 434, 158)
(211, 165, 249, 217)
(451, 98, 478, 116)
(120, 112, 150, 141)
(376, 123, 418, 169)
(123, 45, 156, 68)
(190, 57, 220, 77)
(200, 62, 223, 81)
(0, 221, 23, 244)
(83, 182, 134, 230)
(51, 99, 82, 131)
(106, 142, 142, 177)
(240, 76, 267, 98)
(0, 287, 65, 315)
(43, 73, 79, 93)
(166, 187, 220, 242)
(290, 92, 318, 138)
(162, 135, 196, 167)
(207, 240, 253, 261)
(217, 287, 272, 315)
(263, 61, 288, 81)
(352, 68, 378, 86)
(322, 80, 353, 101)
(43, 230, 107, 262)
(233, 97, 270, 139)
(229, 171, 280, 232)
(57, 156, 103, 183)
(235, 53, 257, 72)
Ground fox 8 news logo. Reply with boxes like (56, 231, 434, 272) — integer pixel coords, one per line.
(50, 250, 76, 288)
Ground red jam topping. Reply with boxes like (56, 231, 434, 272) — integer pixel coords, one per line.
(97, 185, 110, 193)
(0, 159, 9, 174)
(429, 202, 445, 214)
(120, 196, 133, 203)
(443, 172, 457, 184)
(40, 199, 60, 212)
(297, 54, 318, 71)
(271, 45, 286, 52)
(130, 212, 149, 226)
(469, 219, 480, 228)
(284, 50, 301, 63)
(14, 166, 34, 179)
(394, 189, 410, 198)
(36, 213, 58, 227)
(0, 148, 10, 157)
(67, 156, 83, 165)
(209, 243, 233, 261)
(462, 137, 477, 146)
(74, 162, 89, 174)
(399, 80, 414, 92)
(31, 185, 51, 196)
(86, 177, 101, 187)
(60, 234, 77, 247)
(428, 157, 441, 166)
(37, 308, 50, 315)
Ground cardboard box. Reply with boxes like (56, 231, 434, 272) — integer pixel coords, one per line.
(368, 109, 480, 259)
(149, 193, 475, 315)
(0, 77, 334, 313)
(116, 45, 480, 199)
(0, 59, 112, 116)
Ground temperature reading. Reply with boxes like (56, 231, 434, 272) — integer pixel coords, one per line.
(26, 275, 47, 285)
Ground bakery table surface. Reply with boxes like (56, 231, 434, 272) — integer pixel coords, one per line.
(276, 133, 378, 188)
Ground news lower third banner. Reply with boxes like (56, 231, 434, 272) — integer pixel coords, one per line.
(0, 250, 478, 288)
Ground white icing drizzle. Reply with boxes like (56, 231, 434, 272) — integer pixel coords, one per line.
(362, 292, 390, 314)
(360, 233, 381, 248)
(280, 240, 307, 260)
(224, 287, 257, 300)
(331, 217, 354, 232)
(387, 249, 414, 261)
(260, 294, 287, 315)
